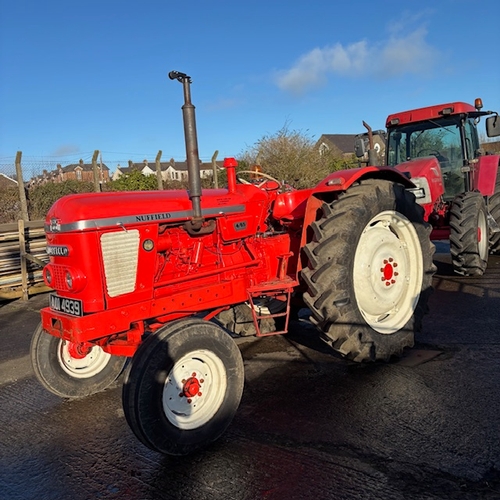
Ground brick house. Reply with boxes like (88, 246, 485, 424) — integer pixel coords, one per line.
(56, 159, 110, 183)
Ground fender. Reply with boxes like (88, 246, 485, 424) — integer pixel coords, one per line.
(296, 166, 417, 274)
(313, 165, 415, 195)
(474, 155, 500, 196)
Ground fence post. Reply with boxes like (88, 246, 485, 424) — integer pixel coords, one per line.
(155, 150, 163, 190)
(15, 151, 29, 222)
(92, 150, 100, 192)
(212, 150, 219, 189)
(18, 219, 29, 301)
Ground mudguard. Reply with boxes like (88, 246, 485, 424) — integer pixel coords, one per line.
(474, 155, 500, 196)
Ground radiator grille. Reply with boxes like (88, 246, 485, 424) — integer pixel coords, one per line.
(100, 230, 140, 297)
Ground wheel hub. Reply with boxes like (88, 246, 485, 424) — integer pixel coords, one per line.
(181, 374, 203, 400)
(67, 341, 91, 360)
(353, 210, 423, 334)
(380, 258, 399, 286)
(162, 349, 227, 430)
(57, 340, 111, 379)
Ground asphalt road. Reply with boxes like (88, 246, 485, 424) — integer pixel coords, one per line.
(1, 246, 500, 500)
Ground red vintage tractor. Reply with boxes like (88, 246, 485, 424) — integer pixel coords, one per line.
(32, 72, 437, 455)
(356, 99, 500, 276)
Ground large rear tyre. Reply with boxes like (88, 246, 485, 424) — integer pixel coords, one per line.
(488, 173, 500, 254)
(301, 179, 435, 362)
(122, 318, 244, 456)
(449, 191, 488, 275)
(30, 323, 127, 398)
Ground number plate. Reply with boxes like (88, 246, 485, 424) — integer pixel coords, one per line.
(49, 294, 83, 317)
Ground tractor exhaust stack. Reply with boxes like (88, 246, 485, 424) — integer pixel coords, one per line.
(169, 71, 214, 234)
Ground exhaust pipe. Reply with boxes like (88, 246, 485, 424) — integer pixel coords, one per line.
(362, 120, 378, 167)
(169, 71, 214, 234)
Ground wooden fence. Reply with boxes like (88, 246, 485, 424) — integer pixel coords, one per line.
(0, 220, 50, 300)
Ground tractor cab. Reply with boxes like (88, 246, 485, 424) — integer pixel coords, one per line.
(385, 99, 500, 200)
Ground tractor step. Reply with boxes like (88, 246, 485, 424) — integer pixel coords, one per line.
(247, 279, 298, 337)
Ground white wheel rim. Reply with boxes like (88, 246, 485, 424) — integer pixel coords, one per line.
(57, 341, 111, 379)
(353, 210, 423, 334)
(478, 209, 488, 261)
(162, 349, 227, 430)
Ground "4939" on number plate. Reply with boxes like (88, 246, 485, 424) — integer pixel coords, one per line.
(49, 294, 83, 317)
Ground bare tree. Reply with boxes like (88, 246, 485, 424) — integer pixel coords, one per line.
(239, 124, 356, 189)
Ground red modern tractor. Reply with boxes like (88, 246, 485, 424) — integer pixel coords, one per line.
(356, 99, 500, 276)
(32, 72, 438, 455)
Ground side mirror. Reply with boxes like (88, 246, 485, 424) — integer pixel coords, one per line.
(486, 115, 500, 137)
(354, 137, 366, 158)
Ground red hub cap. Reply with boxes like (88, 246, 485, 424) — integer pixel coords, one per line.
(67, 342, 91, 359)
(380, 258, 399, 287)
(181, 373, 202, 399)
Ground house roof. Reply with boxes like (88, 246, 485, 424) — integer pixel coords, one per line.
(317, 134, 357, 154)
(61, 160, 110, 172)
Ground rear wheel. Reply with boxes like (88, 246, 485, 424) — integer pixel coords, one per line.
(122, 318, 244, 455)
(488, 173, 500, 254)
(449, 191, 488, 275)
(301, 179, 435, 362)
(30, 324, 127, 398)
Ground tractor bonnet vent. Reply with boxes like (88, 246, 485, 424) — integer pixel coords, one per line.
(100, 230, 140, 297)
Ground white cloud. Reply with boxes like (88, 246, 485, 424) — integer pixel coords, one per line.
(275, 26, 439, 95)
(378, 28, 436, 78)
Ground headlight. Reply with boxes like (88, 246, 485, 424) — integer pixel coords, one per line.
(44, 267, 53, 286)
(63, 268, 86, 292)
(65, 271, 73, 290)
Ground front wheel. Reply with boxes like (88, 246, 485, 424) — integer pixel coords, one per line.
(301, 179, 435, 362)
(449, 191, 488, 275)
(122, 318, 244, 456)
(30, 324, 127, 398)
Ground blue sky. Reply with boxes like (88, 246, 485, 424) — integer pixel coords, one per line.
(1, 0, 499, 175)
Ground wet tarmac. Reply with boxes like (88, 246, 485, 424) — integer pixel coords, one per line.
(1, 246, 500, 499)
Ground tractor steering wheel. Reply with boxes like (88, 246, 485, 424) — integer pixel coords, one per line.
(416, 149, 449, 163)
(237, 170, 282, 190)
